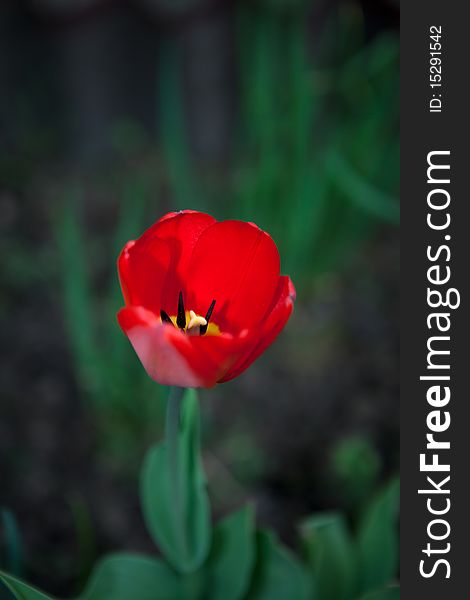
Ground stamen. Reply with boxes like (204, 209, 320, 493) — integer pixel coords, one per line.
(177, 291, 186, 330)
(160, 294, 217, 336)
(200, 299, 216, 336)
(160, 310, 173, 325)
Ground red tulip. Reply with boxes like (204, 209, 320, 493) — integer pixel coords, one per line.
(117, 210, 295, 388)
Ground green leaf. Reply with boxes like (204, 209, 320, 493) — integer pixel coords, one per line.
(141, 389, 211, 573)
(247, 531, 308, 600)
(300, 512, 357, 600)
(329, 436, 381, 512)
(0, 583, 14, 600)
(1, 553, 202, 600)
(1, 510, 23, 577)
(0, 572, 54, 600)
(359, 585, 400, 600)
(357, 478, 400, 593)
(79, 553, 195, 600)
(54, 190, 100, 395)
(205, 506, 256, 600)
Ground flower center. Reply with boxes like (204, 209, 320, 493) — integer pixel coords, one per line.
(160, 293, 219, 336)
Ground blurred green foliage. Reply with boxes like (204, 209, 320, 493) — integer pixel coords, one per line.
(156, 2, 398, 289)
(233, 3, 397, 287)
(299, 479, 399, 599)
(0, 511, 23, 579)
(54, 181, 166, 465)
(330, 436, 382, 513)
(1, 1, 398, 595)
(1, 391, 399, 600)
(0, 511, 23, 600)
(52, 0, 398, 462)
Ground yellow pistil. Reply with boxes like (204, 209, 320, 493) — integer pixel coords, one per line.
(187, 310, 207, 333)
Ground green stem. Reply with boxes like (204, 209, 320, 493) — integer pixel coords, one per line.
(165, 386, 188, 561)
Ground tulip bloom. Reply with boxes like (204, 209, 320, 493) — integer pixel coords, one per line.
(117, 210, 295, 388)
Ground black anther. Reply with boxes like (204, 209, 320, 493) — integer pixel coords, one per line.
(200, 299, 216, 336)
(160, 310, 173, 325)
(177, 291, 186, 330)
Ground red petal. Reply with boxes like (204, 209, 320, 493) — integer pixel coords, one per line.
(168, 330, 255, 387)
(139, 210, 214, 246)
(117, 211, 216, 314)
(185, 221, 281, 332)
(118, 237, 172, 313)
(218, 276, 296, 383)
(118, 306, 254, 388)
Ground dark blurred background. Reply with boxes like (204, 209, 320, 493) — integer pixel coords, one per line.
(0, 0, 399, 596)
